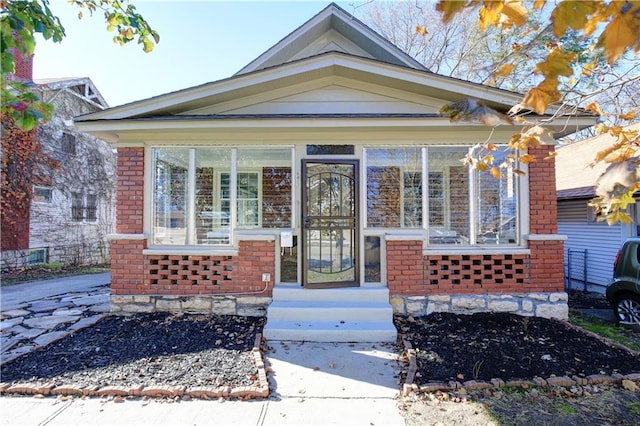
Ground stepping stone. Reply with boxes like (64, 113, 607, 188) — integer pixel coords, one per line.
(66, 294, 108, 306)
(89, 303, 111, 313)
(30, 300, 72, 313)
(34, 331, 68, 347)
(68, 314, 107, 332)
(23, 315, 79, 330)
(52, 308, 84, 316)
(1, 309, 30, 319)
(0, 317, 24, 329)
(16, 327, 46, 339)
(2, 344, 36, 363)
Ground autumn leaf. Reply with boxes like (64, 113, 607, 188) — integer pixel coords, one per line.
(521, 86, 559, 115)
(495, 63, 515, 78)
(618, 111, 637, 121)
(535, 49, 577, 78)
(478, 2, 504, 30)
(501, 1, 528, 27)
(490, 166, 501, 179)
(519, 154, 537, 164)
(598, 4, 640, 64)
(436, 0, 468, 23)
(584, 102, 604, 116)
(551, 0, 600, 38)
(415, 25, 428, 36)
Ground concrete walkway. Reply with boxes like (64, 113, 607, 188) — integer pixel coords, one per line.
(0, 274, 406, 425)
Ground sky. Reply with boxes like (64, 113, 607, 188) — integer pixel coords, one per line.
(34, 1, 367, 107)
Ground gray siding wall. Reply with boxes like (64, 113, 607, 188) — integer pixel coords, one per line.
(558, 199, 627, 294)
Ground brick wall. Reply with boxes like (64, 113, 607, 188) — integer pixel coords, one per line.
(110, 239, 146, 294)
(116, 147, 144, 234)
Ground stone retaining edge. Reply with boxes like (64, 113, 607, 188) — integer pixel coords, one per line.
(399, 334, 640, 397)
(0, 333, 270, 401)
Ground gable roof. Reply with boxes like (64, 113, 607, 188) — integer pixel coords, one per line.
(236, 3, 428, 75)
(74, 3, 597, 141)
(35, 77, 109, 110)
(556, 123, 640, 200)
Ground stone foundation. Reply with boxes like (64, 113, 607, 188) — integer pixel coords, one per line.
(110, 295, 272, 317)
(390, 292, 569, 320)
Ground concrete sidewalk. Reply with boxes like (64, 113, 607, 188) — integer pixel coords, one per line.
(0, 341, 405, 426)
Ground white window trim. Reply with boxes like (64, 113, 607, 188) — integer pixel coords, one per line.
(33, 186, 53, 204)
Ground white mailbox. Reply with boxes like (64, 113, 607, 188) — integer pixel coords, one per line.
(280, 230, 294, 247)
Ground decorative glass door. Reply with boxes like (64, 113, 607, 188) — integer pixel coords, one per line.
(302, 160, 359, 288)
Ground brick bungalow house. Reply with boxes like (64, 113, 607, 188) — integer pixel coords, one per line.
(75, 3, 596, 342)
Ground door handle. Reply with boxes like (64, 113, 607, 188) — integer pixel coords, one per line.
(303, 216, 311, 228)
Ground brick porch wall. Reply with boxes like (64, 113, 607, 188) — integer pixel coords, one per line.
(387, 145, 566, 318)
(111, 147, 274, 299)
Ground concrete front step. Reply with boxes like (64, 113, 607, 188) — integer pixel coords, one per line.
(267, 301, 393, 322)
(262, 319, 398, 342)
(264, 286, 397, 342)
(271, 286, 391, 303)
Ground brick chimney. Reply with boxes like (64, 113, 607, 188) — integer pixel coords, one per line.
(8, 47, 33, 82)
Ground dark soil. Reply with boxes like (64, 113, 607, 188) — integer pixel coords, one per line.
(394, 312, 640, 384)
(567, 289, 612, 309)
(1, 313, 265, 389)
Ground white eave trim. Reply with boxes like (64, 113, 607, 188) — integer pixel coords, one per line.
(524, 234, 568, 241)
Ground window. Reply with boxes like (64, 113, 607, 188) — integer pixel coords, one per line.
(61, 133, 76, 155)
(153, 147, 292, 246)
(366, 148, 422, 228)
(86, 194, 97, 221)
(33, 186, 52, 203)
(71, 192, 83, 221)
(365, 146, 519, 246)
(28, 248, 49, 265)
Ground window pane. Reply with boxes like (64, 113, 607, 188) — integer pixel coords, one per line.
(33, 186, 52, 203)
(366, 148, 422, 228)
(71, 192, 83, 222)
(364, 236, 381, 282)
(238, 148, 292, 228)
(153, 148, 189, 245)
(476, 148, 518, 245)
(428, 148, 470, 244)
(86, 194, 97, 221)
(196, 148, 231, 244)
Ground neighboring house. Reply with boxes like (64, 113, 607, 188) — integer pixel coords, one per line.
(0, 53, 115, 271)
(556, 124, 640, 294)
(75, 3, 596, 342)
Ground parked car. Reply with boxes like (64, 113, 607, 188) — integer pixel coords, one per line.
(606, 237, 640, 326)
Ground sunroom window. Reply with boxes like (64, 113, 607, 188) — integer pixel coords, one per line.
(365, 146, 519, 246)
(152, 147, 292, 246)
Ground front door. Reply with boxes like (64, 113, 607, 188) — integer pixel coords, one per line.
(302, 160, 359, 288)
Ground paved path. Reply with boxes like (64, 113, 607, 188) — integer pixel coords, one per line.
(1, 273, 111, 362)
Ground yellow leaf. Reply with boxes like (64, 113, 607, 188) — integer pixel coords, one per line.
(502, 1, 528, 27)
(436, 1, 468, 22)
(490, 166, 501, 179)
(416, 25, 428, 36)
(619, 111, 637, 120)
(495, 63, 515, 78)
(519, 154, 537, 164)
(598, 11, 640, 64)
(486, 143, 498, 151)
(545, 151, 558, 160)
(533, 0, 546, 9)
(535, 49, 577, 78)
(513, 168, 526, 176)
(584, 102, 604, 116)
(477, 162, 489, 172)
(522, 86, 558, 115)
(478, 1, 504, 30)
(551, 1, 599, 38)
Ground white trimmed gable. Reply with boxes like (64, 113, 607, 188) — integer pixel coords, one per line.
(235, 3, 427, 75)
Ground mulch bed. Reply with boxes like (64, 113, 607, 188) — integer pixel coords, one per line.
(1, 313, 265, 391)
(394, 312, 640, 385)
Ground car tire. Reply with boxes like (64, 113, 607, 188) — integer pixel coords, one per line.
(613, 293, 640, 326)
